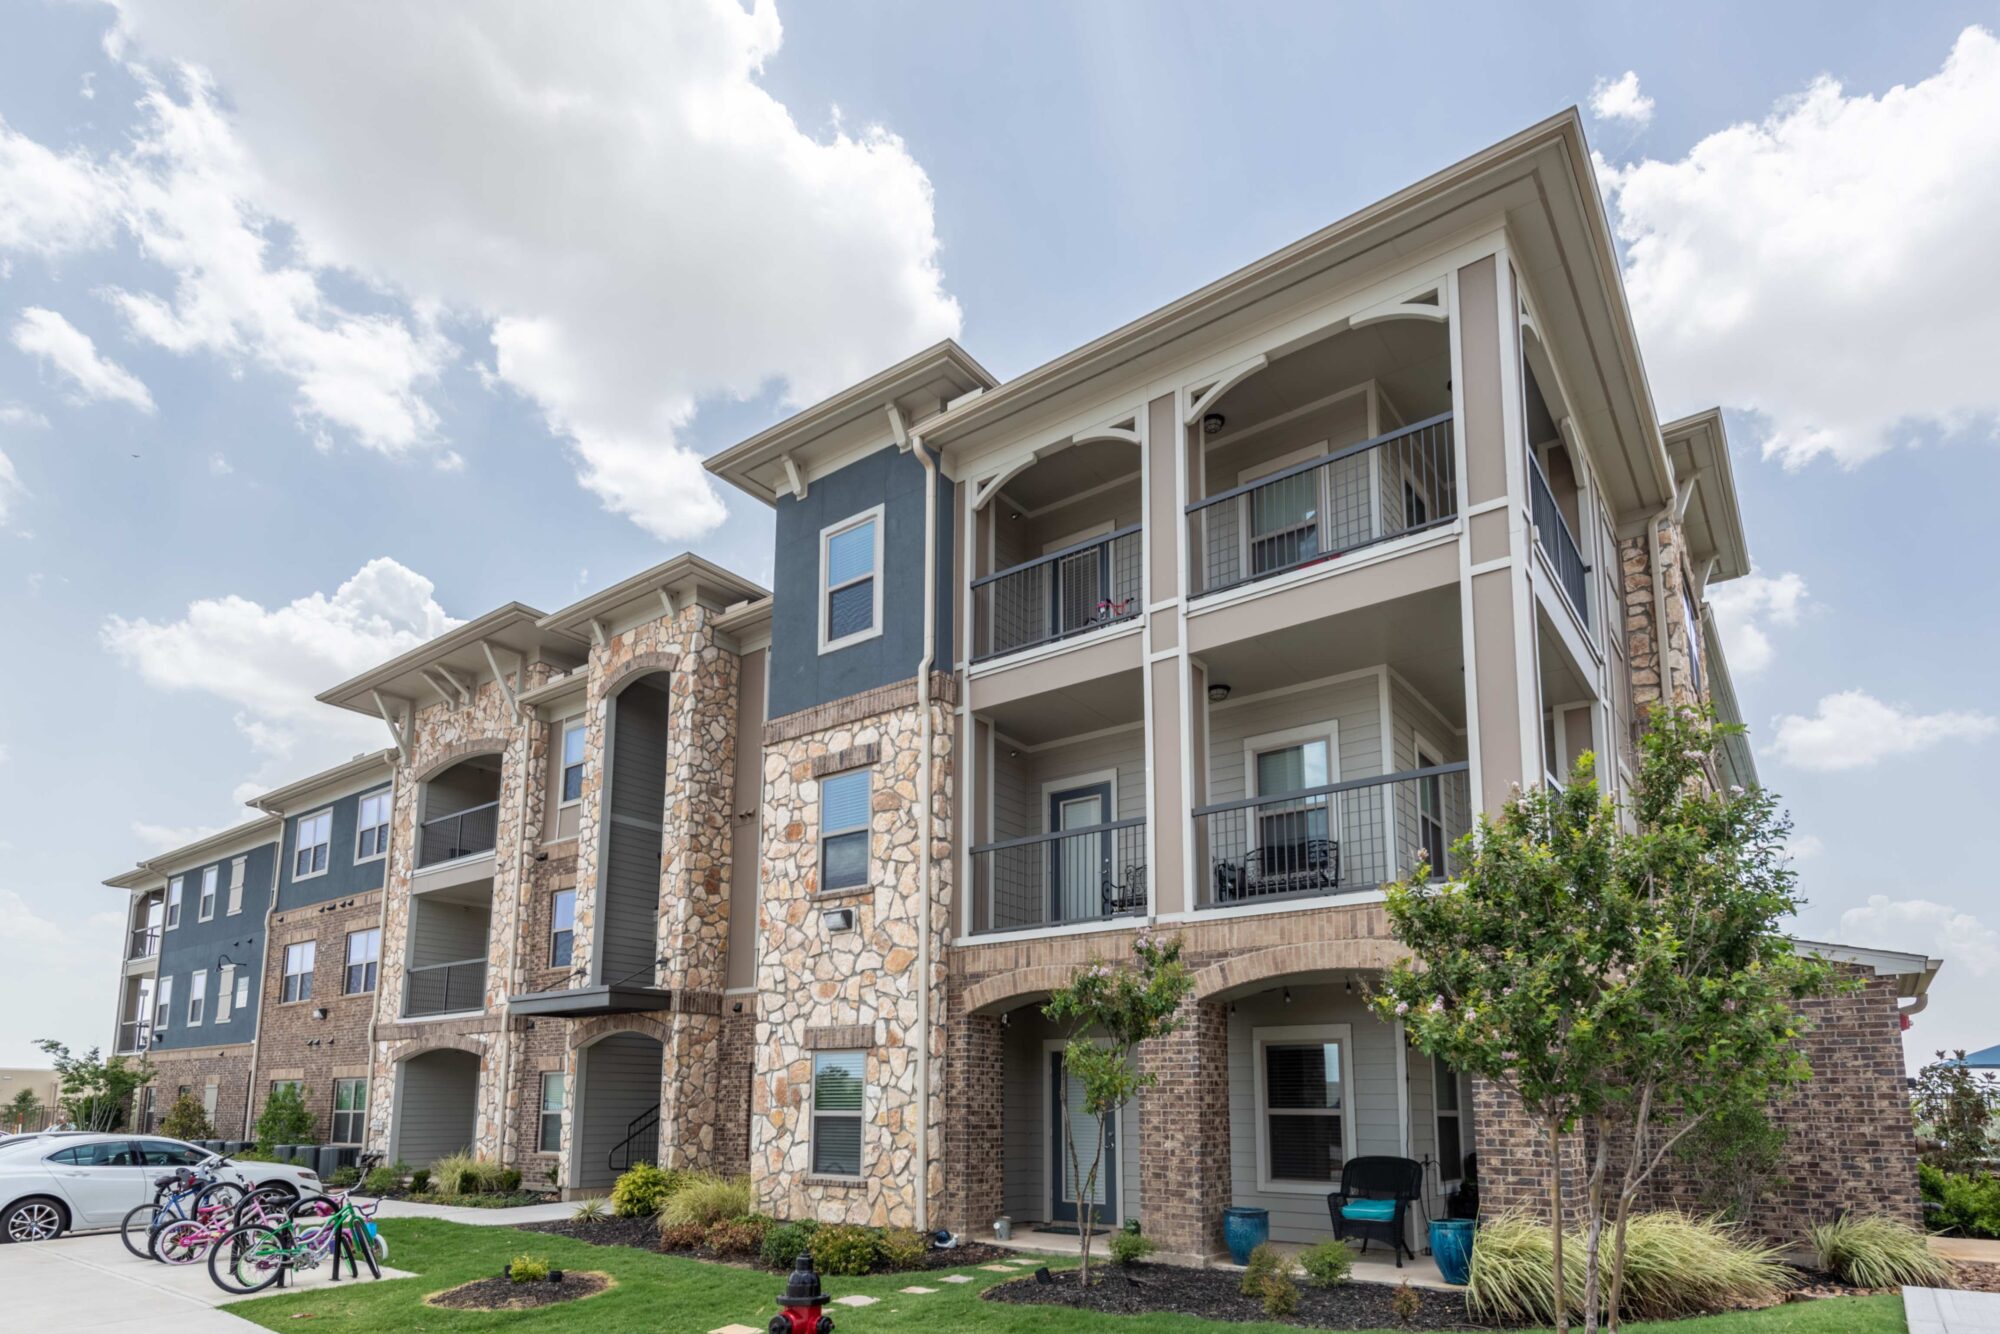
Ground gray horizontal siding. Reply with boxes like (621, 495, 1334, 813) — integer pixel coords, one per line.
(394, 1050, 479, 1169)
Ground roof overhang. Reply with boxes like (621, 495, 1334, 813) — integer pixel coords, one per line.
(103, 814, 283, 889)
(506, 984, 677, 1018)
(704, 339, 997, 505)
(916, 110, 1676, 524)
(1792, 938, 1943, 1000)
(538, 553, 769, 644)
(315, 603, 586, 719)
(1701, 604, 1758, 790)
(247, 749, 397, 816)
(1664, 408, 1751, 587)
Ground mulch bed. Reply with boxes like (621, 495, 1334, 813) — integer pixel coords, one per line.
(1953, 1260, 2000, 1293)
(514, 1215, 1010, 1272)
(983, 1264, 1504, 1331)
(427, 1270, 612, 1311)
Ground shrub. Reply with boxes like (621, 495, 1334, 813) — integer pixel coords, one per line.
(1299, 1238, 1354, 1288)
(1239, 1241, 1291, 1296)
(809, 1223, 879, 1277)
(661, 1172, 754, 1228)
(1390, 1282, 1423, 1326)
(1108, 1230, 1157, 1267)
(409, 1167, 431, 1193)
(508, 1254, 550, 1284)
(705, 1216, 770, 1258)
(430, 1151, 501, 1196)
(498, 1168, 523, 1193)
(571, 1197, 608, 1222)
(1809, 1215, 1954, 1289)
(159, 1093, 216, 1141)
(1256, 1268, 1300, 1317)
(659, 1221, 707, 1252)
(610, 1163, 679, 1217)
(253, 1084, 316, 1152)
(361, 1162, 406, 1196)
(760, 1219, 820, 1270)
(1922, 1163, 2000, 1239)
(1672, 1091, 1790, 1221)
(1466, 1213, 1788, 1323)
(326, 1166, 361, 1189)
(875, 1227, 929, 1270)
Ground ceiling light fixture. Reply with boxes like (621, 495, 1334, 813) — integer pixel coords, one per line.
(1202, 412, 1226, 436)
(1207, 684, 1231, 703)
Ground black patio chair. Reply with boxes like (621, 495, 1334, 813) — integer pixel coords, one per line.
(1327, 1155, 1423, 1267)
(1101, 863, 1147, 916)
(1242, 837, 1339, 898)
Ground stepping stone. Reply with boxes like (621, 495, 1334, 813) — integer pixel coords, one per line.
(979, 1263, 1015, 1272)
(711, 1326, 762, 1334)
(833, 1294, 879, 1307)
(899, 1285, 938, 1294)
(939, 1274, 974, 1284)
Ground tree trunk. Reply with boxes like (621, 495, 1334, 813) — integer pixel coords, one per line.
(1548, 1119, 1569, 1334)
(1580, 1119, 1610, 1333)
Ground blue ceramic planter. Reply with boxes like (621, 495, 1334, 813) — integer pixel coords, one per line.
(1222, 1207, 1269, 1265)
(1429, 1218, 1476, 1286)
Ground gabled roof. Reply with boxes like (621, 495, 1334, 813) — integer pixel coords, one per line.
(1665, 408, 1750, 586)
(315, 603, 587, 717)
(104, 814, 283, 889)
(537, 553, 768, 640)
(247, 749, 396, 816)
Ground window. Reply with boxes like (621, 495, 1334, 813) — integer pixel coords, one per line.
(234, 971, 251, 1012)
(137, 1139, 208, 1166)
(226, 857, 246, 915)
(197, 866, 218, 921)
(294, 810, 332, 879)
(538, 1072, 566, 1153)
(549, 889, 575, 968)
(818, 508, 882, 653)
(819, 769, 870, 892)
(165, 876, 183, 930)
(201, 1082, 219, 1122)
(811, 1051, 865, 1177)
(331, 1078, 367, 1144)
(50, 1141, 137, 1167)
(216, 965, 235, 1023)
(187, 970, 207, 1026)
(559, 721, 587, 804)
(154, 976, 173, 1032)
(1681, 587, 1705, 699)
(1248, 724, 1335, 874)
(1433, 1054, 1465, 1184)
(356, 790, 392, 861)
(283, 941, 316, 1002)
(270, 1079, 302, 1099)
(1255, 1026, 1351, 1189)
(1414, 741, 1448, 875)
(345, 928, 380, 994)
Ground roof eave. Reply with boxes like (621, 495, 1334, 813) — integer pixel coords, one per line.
(247, 748, 397, 815)
(102, 813, 283, 887)
(315, 603, 582, 715)
(537, 553, 769, 637)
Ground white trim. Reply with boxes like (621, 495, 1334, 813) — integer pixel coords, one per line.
(1431, 1052, 1467, 1187)
(999, 720, 1143, 755)
(1242, 719, 1340, 856)
(964, 618, 1143, 677)
(225, 855, 247, 916)
(196, 864, 218, 923)
(1039, 769, 1119, 831)
(808, 1047, 868, 1181)
(165, 875, 183, 931)
(292, 807, 334, 882)
(1158, 885, 1391, 925)
(817, 504, 886, 655)
(1251, 1022, 1356, 1195)
(1394, 1020, 1411, 1160)
(353, 787, 393, 865)
(557, 716, 588, 811)
(1183, 525, 1459, 619)
(186, 967, 208, 1027)
(818, 766, 873, 894)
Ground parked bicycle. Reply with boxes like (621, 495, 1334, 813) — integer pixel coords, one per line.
(120, 1161, 249, 1261)
(207, 1191, 386, 1294)
(152, 1190, 299, 1266)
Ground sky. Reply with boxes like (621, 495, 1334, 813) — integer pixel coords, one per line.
(0, 0, 1995, 1072)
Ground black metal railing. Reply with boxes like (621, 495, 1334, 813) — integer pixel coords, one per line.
(970, 817, 1148, 934)
(1187, 413, 1456, 598)
(1528, 452, 1590, 629)
(1194, 763, 1471, 909)
(117, 1020, 152, 1054)
(403, 957, 488, 1017)
(609, 1104, 660, 1174)
(417, 800, 499, 867)
(971, 525, 1143, 662)
(128, 926, 161, 960)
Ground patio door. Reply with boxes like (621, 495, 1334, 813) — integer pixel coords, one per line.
(1047, 781, 1110, 924)
(1049, 1048, 1116, 1226)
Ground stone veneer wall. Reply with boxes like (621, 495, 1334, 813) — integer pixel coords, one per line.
(254, 889, 385, 1141)
(1620, 515, 1704, 720)
(149, 1044, 257, 1140)
(752, 675, 955, 1227)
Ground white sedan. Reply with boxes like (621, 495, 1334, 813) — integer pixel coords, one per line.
(0, 1133, 321, 1243)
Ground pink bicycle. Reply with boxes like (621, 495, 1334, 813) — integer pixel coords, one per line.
(152, 1191, 328, 1266)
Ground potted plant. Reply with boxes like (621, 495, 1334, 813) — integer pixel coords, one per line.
(1222, 1206, 1269, 1265)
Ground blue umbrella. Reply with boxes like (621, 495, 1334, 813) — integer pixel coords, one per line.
(1951, 1044, 2000, 1070)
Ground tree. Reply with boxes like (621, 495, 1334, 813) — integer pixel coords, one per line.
(36, 1039, 152, 1133)
(1913, 1051, 2000, 1174)
(1042, 932, 1192, 1288)
(255, 1083, 319, 1152)
(1670, 1087, 1790, 1222)
(160, 1092, 216, 1141)
(4, 1089, 41, 1133)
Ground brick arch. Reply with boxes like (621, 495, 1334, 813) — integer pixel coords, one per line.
(415, 737, 511, 783)
(1188, 937, 1408, 1001)
(567, 1013, 671, 1051)
(600, 651, 681, 701)
(961, 964, 1087, 1016)
(387, 1034, 488, 1065)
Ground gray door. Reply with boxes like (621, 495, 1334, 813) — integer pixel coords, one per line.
(1049, 1050, 1114, 1226)
(1046, 782, 1110, 925)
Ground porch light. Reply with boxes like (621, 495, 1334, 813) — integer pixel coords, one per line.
(1202, 412, 1226, 435)
(823, 907, 856, 934)
(1283, 987, 1292, 1006)
(1207, 683, 1231, 703)
(312, 1007, 328, 1021)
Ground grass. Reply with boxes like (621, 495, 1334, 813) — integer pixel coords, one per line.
(224, 1217, 1912, 1334)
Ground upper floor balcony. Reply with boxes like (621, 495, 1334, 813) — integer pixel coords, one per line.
(400, 884, 492, 1019)
(416, 754, 502, 869)
(127, 924, 160, 962)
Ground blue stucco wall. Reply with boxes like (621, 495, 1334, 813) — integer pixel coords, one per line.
(767, 445, 955, 720)
(275, 783, 391, 912)
(150, 840, 277, 1053)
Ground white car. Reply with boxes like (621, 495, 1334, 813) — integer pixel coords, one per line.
(0, 1133, 321, 1243)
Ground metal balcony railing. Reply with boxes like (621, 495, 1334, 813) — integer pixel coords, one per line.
(117, 1020, 151, 1054)
(971, 525, 1143, 663)
(403, 957, 488, 1017)
(128, 926, 161, 960)
(1187, 413, 1456, 598)
(1194, 763, 1471, 909)
(970, 817, 1148, 934)
(1528, 452, 1591, 630)
(417, 800, 499, 867)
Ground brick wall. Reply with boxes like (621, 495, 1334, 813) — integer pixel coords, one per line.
(714, 1003, 758, 1176)
(940, 1007, 1002, 1234)
(253, 891, 385, 1142)
(508, 1015, 567, 1186)
(1138, 997, 1233, 1260)
(149, 1045, 256, 1140)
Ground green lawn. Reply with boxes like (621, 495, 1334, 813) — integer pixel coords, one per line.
(224, 1217, 1909, 1334)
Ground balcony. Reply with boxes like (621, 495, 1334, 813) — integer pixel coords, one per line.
(1188, 413, 1457, 599)
(403, 957, 487, 1018)
(972, 526, 1142, 663)
(127, 925, 161, 961)
(418, 800, 499, 867)
(116, 1020, 151, 1055)
(971, 817, 1149, 935)
(1528, 450, 1590, 629)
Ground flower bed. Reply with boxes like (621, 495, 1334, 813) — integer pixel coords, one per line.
(517, 1214, 1010, 1273)
(984, 1265, 1499, 1331)
(426, 1270, 612, 1310)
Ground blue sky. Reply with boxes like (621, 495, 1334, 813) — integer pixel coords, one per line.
(1, 1, 1995, 1069)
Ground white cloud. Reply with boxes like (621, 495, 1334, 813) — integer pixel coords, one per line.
(1706, 568, 1808, 675)
(1786, 832, 1824, 861)
(0, 115, 119, 256)
(1589, 71, 1654, 126)
(0, 449, 19, 528)
(1601, 26, 2000, 469)
(0, 402, 50, 429)
(1839, 895, 2000, 977)
(1768, 689, 1998, 771)
(101, 556, 461, 766)
(207, 451, 232, 476)
(10, 307, 155, 412)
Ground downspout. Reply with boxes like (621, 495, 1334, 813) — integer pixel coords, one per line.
(911, 430, 939, 1236)
(246, 841, 282, 1140)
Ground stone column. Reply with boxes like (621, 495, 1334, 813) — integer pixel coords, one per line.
(943, 1010, 1003, 1233)
(1139, 997, 1230, 1259)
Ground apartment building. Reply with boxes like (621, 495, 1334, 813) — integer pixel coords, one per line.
(100, 110, 1932, 1257)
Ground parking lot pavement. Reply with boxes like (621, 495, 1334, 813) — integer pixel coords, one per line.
(0, 1231, 412, 1331)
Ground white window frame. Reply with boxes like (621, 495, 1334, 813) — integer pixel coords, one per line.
(196, 865, 218, 922)
(234, 970, 252, 1012)
(344, 928, 381, 995)
(538, 1072, 566, 1153)
(330, 1077, 368, 1145)
(216, 964, 236, 1023)
(809, 1049, 867, 1179)
(1432, 1052, 1466, 1186)
(817, 504, 885, 654)
(154, 975, 173, 1033)
(549, 888, 576, 968)
(165, 877, 183, 931)
(1242, 719, 1340, 856)
(1251, 1022, 1356, 1195)
(355, 788, 392, 864)
(294, 808, 333, 881)
(1412, 730, 1448, 877)
(558, 718, 587, 809)
(226, 856, 246, 916)
(282, 941, 316, 1003)
(818, 768, 872, 893)
(186, 969, 207, 1026)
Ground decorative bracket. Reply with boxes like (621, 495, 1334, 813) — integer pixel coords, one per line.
(370, 690, 412, 763)
(779, 453, 808, 502)
(885, 402, 909, 451)
(1185, 355, 1268, 425)
(479, 640, 523, 721)
(1352, 283, 1449, 330)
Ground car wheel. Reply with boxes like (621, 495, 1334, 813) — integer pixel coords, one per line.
(1, 1197, 67, 1243)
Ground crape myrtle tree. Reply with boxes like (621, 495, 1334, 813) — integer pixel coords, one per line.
(36, 1038, 153, 1133)
(1043, 932, 1192, 1288)
(1372, 707, 1832, 1333)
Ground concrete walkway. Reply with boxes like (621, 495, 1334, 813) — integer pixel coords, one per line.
(372, 1196, 571, 1226)
(1905, 1287, 2000, 1333)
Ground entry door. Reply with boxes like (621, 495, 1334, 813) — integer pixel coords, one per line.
(1047, 782, 1110, 924)
(1049, 1049, 1115, 1225)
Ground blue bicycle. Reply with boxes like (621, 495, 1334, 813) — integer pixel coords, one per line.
(120, 1162, 247, 1260)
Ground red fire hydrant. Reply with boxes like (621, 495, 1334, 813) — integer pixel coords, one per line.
(767, 1252, 834, 1334)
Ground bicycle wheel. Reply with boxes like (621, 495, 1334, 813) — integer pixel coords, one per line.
(233, 1186, 292, 1229)
(349, 1222, 382, 1279)
(207, 1224, 291, 1295)
(153, 1218, 211, 1266)
(194, 1180, 246, 1215)
(120, 1201, 165, 1260)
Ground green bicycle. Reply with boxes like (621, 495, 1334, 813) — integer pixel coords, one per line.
(206, 1192, 386, 1295)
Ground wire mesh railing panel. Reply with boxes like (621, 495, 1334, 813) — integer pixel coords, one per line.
(972, 527, 1143, 662)
(403, 957, 488, 1017)
(971, 817, 1148, 933)
(1528, 453, 1591, 629)
(418, 800, 500, 867)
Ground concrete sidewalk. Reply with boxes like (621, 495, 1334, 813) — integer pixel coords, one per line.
(372, 1196, 571, 1226)
(1905, 1287, 2000, 1333)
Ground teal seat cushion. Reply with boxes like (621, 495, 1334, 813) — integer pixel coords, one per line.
(1340, 1199, 1397, 1222)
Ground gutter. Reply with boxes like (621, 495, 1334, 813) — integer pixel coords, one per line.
(910, 428, 940, 1236)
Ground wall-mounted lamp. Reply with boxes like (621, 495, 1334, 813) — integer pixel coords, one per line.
(732, 1001, 744, 1014)
(1344, 975, 1354, 995)
(823, 907, 856, 934)
(1202, 412, 1226, 436)
(1282, 987, 1292, 1006)
(311, 1007, 328, 1022)
(1207, 683, 1231, 704)
(534, 851, 549, 862)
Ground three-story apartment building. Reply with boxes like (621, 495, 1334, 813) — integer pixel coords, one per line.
(100, 110, 1933, 1257)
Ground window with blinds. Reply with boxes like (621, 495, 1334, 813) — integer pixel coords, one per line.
(1260, 1033, 1347, 1185)
(811, 1051, 865, 1177)
(819, 770, 870, 892)
(820, 508, 882, 653)
(226, 856, 246, 915)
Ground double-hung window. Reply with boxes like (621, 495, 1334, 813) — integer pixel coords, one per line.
(154, 976, 173, 1033)
(234, 970, 251, 1012)
(819, 769, 870, 892)
(345, 928, 380, 994)
(539, 1072, 566, 1153)
(165, 877, 183, 930)
(216, 965, 236, 1023)
(560, 721, 587, 804)
(197, 866, 218, 921)
(819, 508, 882, 653)
(1247, 725, 1335, 886)
(283, 941, 316, 1002)
(226, 857, 246, 915)
(810, 1051, 864, 1177)
(186, 970, 207, 1026)
(549, 889, 576, 968)
(1414, 742, 1448, 875)
(1433, 1054, 1465, 1184)
(294, 810, 332, 879)
(331, 1077, 367, 1144)
(1255, 1026, 1352, 1188)
(356, 790, 392, 862)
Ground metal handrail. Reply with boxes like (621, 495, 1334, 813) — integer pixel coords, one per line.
(970, 815, 1147, 857)
(402, 956, 488, 1017)
(971, 526, 1143, 662)
(1527, 451, 1591, 629)
(1187, 411, 1455, 514)
(1193, 761, 1469, 817)
(609, 1104, 660, 1173)
(970, 523, 1144, 588)
(417, 800, 500, 866)
(128, 926, 161, 960)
